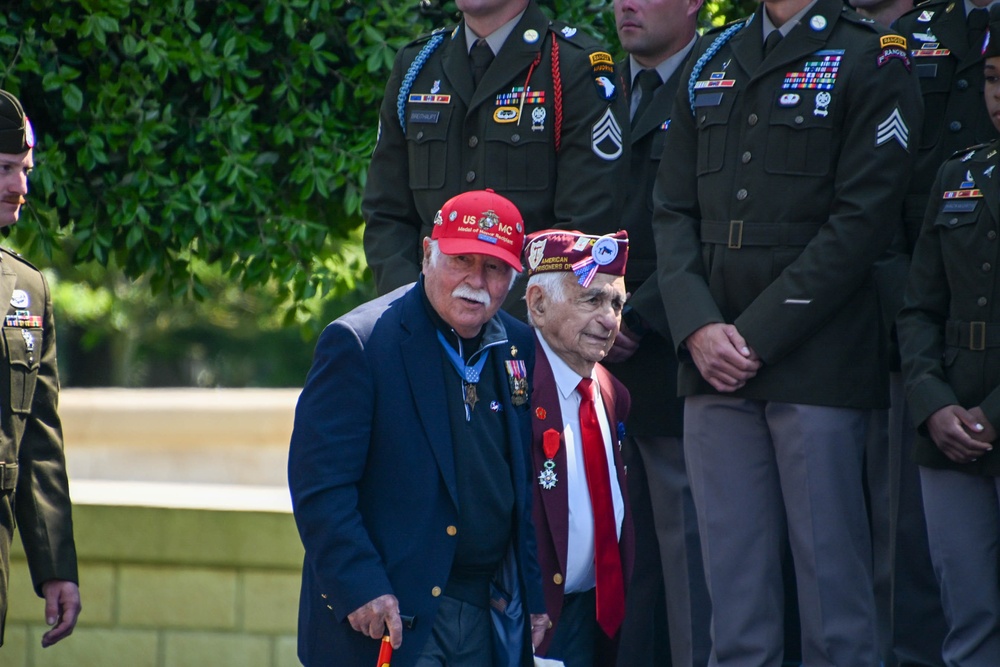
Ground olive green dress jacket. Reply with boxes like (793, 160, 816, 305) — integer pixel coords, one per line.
(654, 0, 923, 408)
(0, 248, 77, 644)
(899, 140, 1000, 474)
(362, 0, 629, 297)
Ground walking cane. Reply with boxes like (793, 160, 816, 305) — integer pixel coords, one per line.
(375, 614, 416, 667)
(376, 634, 393, 667)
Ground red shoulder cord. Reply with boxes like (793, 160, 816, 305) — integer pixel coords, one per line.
(551, 37, 563, 153)
(518, 34, 562, 153)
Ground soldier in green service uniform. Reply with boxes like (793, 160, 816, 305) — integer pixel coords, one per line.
(896, 0, 998, 248)
(651, 0, 922, 663)
(362, 0, 628, 311)
(871, 2, 1000, 664)
(897, 8, 1000, 662)
(0, 89, 80, 650)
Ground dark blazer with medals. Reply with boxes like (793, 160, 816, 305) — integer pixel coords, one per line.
(899, 140, 1000, 475)
(654, 0, 923, 408)
(0, 247, 77, 645)
(896, 0, 999, 249)
(362, 0, 629, 296)
(288, 283, 544, 667)
(529, 340, 633, 658)
(604, 57, 689, 438)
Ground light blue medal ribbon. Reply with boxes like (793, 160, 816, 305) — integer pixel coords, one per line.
(688, 15, 753, 115)
(437, 330, 490, 420)
(397, 31, 445, 132)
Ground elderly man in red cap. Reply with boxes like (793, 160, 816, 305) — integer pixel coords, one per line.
(0, 88, 81, 651)
(523, 230, 633, 666)
(289, 189, 549, 667)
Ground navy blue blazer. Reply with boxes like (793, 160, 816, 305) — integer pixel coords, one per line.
(288, 282, 544, 667)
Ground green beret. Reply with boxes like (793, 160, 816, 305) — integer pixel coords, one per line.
(0, 89, 34, 154)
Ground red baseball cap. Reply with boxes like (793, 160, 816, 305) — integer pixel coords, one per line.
(431, 189, 525, 272)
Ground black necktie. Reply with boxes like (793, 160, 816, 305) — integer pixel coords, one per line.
(470, 38, 494, 88)
(764, 29, 783, 57)
(632, 69, 662, 127)
(968, 7, 989, 52)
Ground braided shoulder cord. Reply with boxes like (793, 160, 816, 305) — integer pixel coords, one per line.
(551, 37, 563, 153)
(687, 18, 752, 116)
(397, 33, 445, 133)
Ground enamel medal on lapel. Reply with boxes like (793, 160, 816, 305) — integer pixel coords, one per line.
(539, 429, 560, 490)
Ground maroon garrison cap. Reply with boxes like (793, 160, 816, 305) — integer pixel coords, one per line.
(523, 229, 629, 287)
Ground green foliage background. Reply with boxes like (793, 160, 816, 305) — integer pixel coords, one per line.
(0, 0, 753, 386)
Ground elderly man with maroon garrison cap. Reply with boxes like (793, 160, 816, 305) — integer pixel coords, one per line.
(289, 189, 549, 667)
(523, 230, 633, 667)
(0, 88, 81, 651)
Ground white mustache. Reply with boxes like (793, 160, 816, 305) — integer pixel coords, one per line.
(452, 284, 491, 306)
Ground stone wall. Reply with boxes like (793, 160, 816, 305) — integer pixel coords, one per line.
(2, 389, 306, 667)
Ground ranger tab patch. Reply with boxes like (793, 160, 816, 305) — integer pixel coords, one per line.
(880, 35, 907, 50)
(590, 52, 615, 75)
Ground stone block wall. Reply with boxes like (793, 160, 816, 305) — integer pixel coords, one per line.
(3, 485, 304, 667)
(1, 388, 308, 666)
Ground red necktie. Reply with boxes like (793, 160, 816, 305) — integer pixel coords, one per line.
(576, 377, 625, 637)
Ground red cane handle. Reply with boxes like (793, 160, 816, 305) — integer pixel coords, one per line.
(376, 634, 393, 667)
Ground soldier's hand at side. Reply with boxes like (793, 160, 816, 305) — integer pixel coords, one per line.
(530, 612, 551, 651)
(605, 324, 641, 363)
(348, 593, 403, 649)
(40, 580, 81, 648)
(685, 323, 762, 392)
(926, 405, 994, 464)
(967, 406, 998, 443)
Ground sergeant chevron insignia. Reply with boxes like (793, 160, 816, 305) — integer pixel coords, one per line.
(875, 107, 908, 149)
(591, 107, 623, 160)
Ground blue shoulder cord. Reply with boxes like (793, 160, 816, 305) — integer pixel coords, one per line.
(397, 32, 446, 133)
(688, 15, 754, 116)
